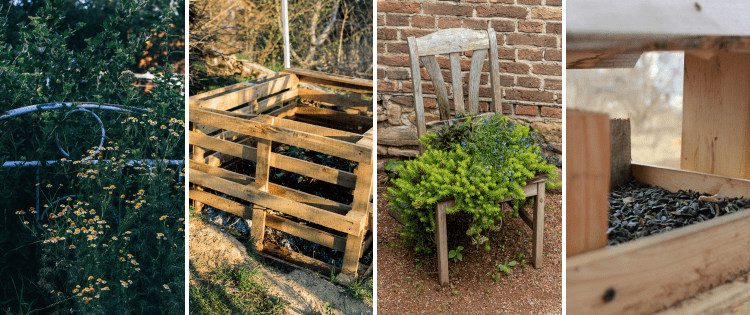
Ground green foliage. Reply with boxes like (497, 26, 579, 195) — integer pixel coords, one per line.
(448, 246, 464, 263)
(346, 278, 373, 302)
(384, 159, 404, 178)
(387, 114, 556, 254)
(0, 0, 184, 313)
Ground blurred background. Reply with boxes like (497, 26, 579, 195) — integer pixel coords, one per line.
(566, 52, 684, 168)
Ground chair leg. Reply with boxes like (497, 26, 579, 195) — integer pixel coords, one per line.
(532, 181, 546, 268)
(341, 233, 365, 279)
(435, 200, 451, 286)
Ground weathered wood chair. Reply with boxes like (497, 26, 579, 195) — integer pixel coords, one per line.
(407, 27, 503, 154)
(406, 28, 546, 286)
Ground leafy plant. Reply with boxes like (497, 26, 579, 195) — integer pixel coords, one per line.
(386, 114, 557, 254)
(496, 260, 518, 275)
(384, 159, 405, 178)
(448, 246, 464, 263)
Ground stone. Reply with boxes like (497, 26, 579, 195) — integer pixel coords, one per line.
(387, 146, 419, 157)
(387, 104, 402, 125)
(407, 112, 441, 125)
(377, 145, 389, 156)
(377, 106, 387, 122)
(530, 121, 562, 143)
(378, 126, 419, 147)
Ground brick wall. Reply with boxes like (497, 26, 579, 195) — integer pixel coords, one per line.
(376, 0, 562, 167)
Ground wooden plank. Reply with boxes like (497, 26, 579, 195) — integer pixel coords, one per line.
(190, 168, 362, 234)
(435, 199, 454, 286)
(190, 107, 372, 164)
(193, 74, 299, 111)
(632, 163, 750, 199)
(292, 107, 372, 132)
(255, 138, 273, 192)
(568, 0, 750, 38)
(467, 48, 487, 114)
(266, 102, 299, 119)
(190, 74, 285, 102)
(420, 55, 451, 120)
(189, 162, 352, 215)
(449, 52, 465, 113)
(532, 180, 545, 268)
(566, 109, 610, 257)
(654, 272, 750, 315)
(566, 209, 750, 315)
(408, 36, 427, 154)
(341, 234, 365, 278)
(296, 87, 372, 111)
(414, 28, 490, 56)
(487, 28, 502, 113)
(192, 89, 298, 135)
(190, 188, 253, 218)
(262, 245, 339, 276)
(351, 159, 373, 214)
(281, 68, 372, 92)
(251, 205, 267, 251)
(681, 52, 750, 180)
(266, 214, 347, 252)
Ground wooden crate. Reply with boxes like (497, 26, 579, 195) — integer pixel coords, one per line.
(567, 163, 750, 315)
(189, 69, 373, 280)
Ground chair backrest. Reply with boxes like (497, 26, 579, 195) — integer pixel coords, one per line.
(407, 28, 503, 153)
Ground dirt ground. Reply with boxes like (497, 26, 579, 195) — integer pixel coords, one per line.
(376, 174, 563, 314)
(190, 219, 374, 315)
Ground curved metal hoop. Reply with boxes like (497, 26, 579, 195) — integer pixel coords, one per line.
(54, 108, 105, 161)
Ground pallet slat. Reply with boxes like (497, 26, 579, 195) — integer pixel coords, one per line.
(632, 163, 750, 198)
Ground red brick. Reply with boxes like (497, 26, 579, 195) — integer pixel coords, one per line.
(519, 21, 543, 33)
(507, 89, 554, 103)
(402, 29, 435, 39)
(436, 56, 471, 70)
(533, 64, 562, 76)
(377, 42, 386, 53)
(378, 1, 421, 14)
(377, 14, 385, 26)
(545, 79, 562, 90)
(491, 20, 515, 32)
(465, 0, 488, 3)
(378, 28, 398, 40)
(518, 76, 541, 88)
(502, 103, 512, 115)
(489, 0, 514, 3)
(497, 47, 515, 60)
(556, 93, 562, 104)
(388, 69, 410, 80)
(438, 17, 461, 29)
(378, 80, 398, 92)
(518, 0, 542, 4)
(423, 3, 473, 16)
(545, 49, 562, 61)
(377, 68, 385, 80)
(378, 54, 410, 67)
(507, 34, 557, 47)
(386, 15, 409, 26)
(531, 7, 562, 20)
(541, 106, 561, 118)
(387, 42, 409, 54)
(391, 95, 414, 106)
(412, 16, 435, 28)
(547, 22, 562, 34)
(546, 0, 562, 6)
(500, 75, 514, 87)
(463, 86, 494, 98)
(518, 49, 543, 61)
(515, 105, 539, 116)
(499, 61, 530, 74)
(463, 19, 488, 30)
(477, 5, 528, 19)
(403, 82, 450, 95)
(423, 98, 439, 109)
(462, 73, 489, 85)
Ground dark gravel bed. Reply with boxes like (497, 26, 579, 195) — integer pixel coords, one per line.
(608, 180, 750, 245)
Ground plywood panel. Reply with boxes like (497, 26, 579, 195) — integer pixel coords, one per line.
(681, 52, 750, 180)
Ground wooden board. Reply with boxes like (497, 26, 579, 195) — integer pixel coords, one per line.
(281, 68, 372, 94)
(296, 87, 372, 111)
(632, 163, 750, 199)
(566, 109, 611, 256)
(567, 209, 750, 315)
(190, 108, 372, 164)
(654, 272, 750, 315)
(414, 28, 490, 56)
(681, 52, 750, 180)
(190, 74, 299, 111)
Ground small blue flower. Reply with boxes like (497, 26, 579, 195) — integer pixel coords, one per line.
(455, 114, 460, 118)
(503, 177, 507, 182)
(494, 148, 498, 153)
(461, 141, 466, 146)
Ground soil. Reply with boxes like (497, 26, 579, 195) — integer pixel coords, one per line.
(190, 219, 373, 315)
(376, 173, 562, 314)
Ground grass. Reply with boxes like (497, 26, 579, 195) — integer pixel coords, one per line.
(189, 263, 286, 315)
(346, 277, 374, 302)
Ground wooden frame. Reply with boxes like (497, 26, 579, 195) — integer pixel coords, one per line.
(433, 176, 547, 286)
(567, 163, 750, 315)
(407, 28, 503, 154)
(189, 69, 373, 280)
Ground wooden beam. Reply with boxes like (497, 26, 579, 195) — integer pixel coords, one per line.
(191, 74, 299, 111)
(189, 107, 372, 164)
(260, 112, 366, 142)
(681, 52, 750, 180)
(632, 163, 750, 199)
(414, 28, 490, 56)
(296, 87, 372, 111)
(281, 68, 372, 94)
(435, 199, 454, 286)
(567, 209, 750, 315)
(566, 109, 610, 256)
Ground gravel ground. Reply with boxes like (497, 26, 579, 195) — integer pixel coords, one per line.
(376, 174, 562, 314)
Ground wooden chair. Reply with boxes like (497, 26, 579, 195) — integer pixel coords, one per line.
(407, 27, 503, 154)
(407, 28, 546, 286)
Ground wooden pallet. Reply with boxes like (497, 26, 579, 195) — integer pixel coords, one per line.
(189, 69, 373, 280)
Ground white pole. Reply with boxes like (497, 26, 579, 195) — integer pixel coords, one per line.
(282, 0, 290, 69)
